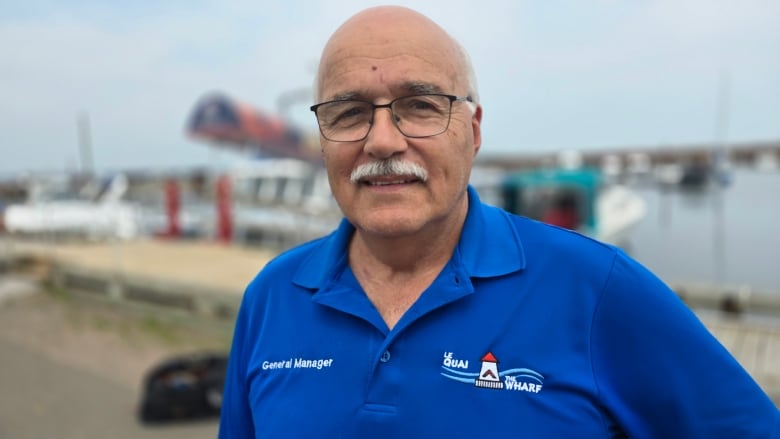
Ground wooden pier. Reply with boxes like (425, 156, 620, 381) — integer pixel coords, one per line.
(1, 237, 778, 404)
(697, 311, 780, 404)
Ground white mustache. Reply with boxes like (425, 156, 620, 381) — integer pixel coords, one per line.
(350, 159, 429, 183)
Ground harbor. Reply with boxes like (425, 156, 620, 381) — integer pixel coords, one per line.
(628, 167, 780, 293)
(1, 155, 779, 426)
(2, 165, 780, 401)
(0, 165, 778, 438)
(2, 3, 778, 436)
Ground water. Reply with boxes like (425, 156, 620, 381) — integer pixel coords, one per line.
(626, 168, 780, 293)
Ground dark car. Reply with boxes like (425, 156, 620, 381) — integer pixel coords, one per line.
(138, 352, 228, 423)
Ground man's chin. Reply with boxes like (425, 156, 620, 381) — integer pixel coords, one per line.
(353, 214, 426, 239)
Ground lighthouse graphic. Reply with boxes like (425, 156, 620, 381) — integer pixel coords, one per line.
(475, 352, 504, 389)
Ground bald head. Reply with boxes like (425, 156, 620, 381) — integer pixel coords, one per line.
(315, 6, 478, 103)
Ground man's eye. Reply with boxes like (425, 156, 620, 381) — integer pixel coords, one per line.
(409, 100, 435, 110)
(340, 106, 365, 118)
(402, 97, 446, 115)
(324, 103, 369, 128)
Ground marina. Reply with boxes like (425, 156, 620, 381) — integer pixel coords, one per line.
(628, 167, 780, 293)
(2, 3, 778, 435)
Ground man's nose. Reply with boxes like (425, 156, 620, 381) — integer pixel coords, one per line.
(363, 107, 408, 159)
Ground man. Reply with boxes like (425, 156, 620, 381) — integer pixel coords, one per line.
(219, 6, 779, 438)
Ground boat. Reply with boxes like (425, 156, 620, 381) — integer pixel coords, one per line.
(2, 174, 140, 240)
(498, 167, 647, 246)
(1, 173, 208, 241)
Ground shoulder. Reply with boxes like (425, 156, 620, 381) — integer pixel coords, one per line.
(261, 236, 328, 276)
(242, 233, 333, 301)
(506, 209, 676, 313)
(507, 210, 623, 272)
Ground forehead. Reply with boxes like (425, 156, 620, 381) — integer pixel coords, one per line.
(319, 53, 457, 101)
(317, 11, 462, 101)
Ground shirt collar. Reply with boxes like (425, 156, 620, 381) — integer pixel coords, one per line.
(457, 185, 527, 277)
(292, 185, 526, 290)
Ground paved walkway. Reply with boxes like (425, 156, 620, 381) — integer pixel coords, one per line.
(0, 337, 219, 439)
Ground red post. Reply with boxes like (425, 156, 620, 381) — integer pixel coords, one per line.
(164, 178, 181, 238)
(215, 175, 233, 243)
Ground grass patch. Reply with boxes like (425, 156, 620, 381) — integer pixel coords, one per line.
(139, 315, 179, 344)
(43, 282, 72, 302)
(38, 284, 234, 352)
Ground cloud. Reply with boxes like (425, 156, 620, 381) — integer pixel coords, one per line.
(0, 0, 778, 175)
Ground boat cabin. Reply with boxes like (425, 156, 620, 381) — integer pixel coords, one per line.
(500, 168, 601, 234)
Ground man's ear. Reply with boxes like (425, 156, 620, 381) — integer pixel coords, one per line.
(471, 105, 483, 157)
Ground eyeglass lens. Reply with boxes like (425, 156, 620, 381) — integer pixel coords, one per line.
(316, 95, 453, 141)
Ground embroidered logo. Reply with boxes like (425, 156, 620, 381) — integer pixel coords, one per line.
(441, 351, 544, 393)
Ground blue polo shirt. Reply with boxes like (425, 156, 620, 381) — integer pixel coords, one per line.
(219, 186, 779, 438)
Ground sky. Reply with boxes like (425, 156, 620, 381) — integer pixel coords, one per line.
(1, 0, 779, 177)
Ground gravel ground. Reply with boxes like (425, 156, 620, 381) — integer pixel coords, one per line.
(0, 285, 234, 391)
(0, 280, 235, 437)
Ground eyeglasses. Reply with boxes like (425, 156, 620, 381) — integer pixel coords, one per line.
(309, 94, 473, 142)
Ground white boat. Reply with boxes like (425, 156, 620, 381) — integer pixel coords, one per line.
(594, 184, 648, 246)
(3, 174, 139, 240)
(1, 173, 209, 241)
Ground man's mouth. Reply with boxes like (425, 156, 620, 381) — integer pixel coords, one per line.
(360, 176, 420, 186)
(349, 160, 429, 185)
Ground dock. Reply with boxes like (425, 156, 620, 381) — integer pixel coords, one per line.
(0, 238, 274, 318)
(1, 237, 778, 405)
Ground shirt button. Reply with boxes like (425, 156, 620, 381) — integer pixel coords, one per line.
(380, 350, 391, 363)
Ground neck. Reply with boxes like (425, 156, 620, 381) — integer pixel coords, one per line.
(347, 196, 468, 329)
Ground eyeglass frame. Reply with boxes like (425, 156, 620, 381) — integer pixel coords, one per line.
(309, 93, 473, 142)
